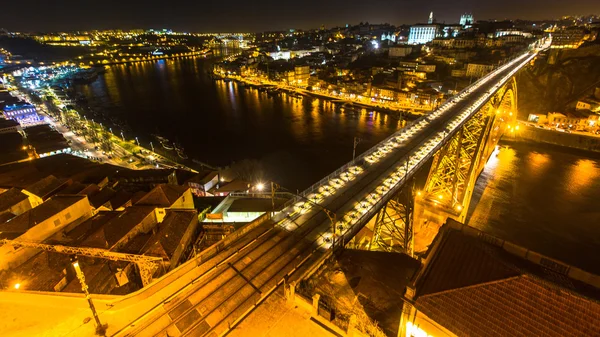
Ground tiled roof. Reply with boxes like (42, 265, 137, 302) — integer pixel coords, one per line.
(417, 275, 600, 337)
(0, 188, 29, 213)
(0, 195, 86, 234)
(23, 175, 69, 200)
(57, 211, 121, 245)
(186, 170, 219, 185)
(413, 227, 600, 337)
(88, 187, 117, 209)
(79, 206, 156, 249)
(135, 184, 189, 207)
(143, 210, 197, 259)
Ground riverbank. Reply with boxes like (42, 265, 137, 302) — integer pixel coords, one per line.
(214, 74, 424, 121)
(502, 122, 600, 153)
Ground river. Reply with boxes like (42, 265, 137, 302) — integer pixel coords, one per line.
(74, 56, 405, 190)
(75, 56, 600, 274)
(467, 142, 600, 274)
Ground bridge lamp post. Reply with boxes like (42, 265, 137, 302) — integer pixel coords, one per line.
(270, 181, 338, 250)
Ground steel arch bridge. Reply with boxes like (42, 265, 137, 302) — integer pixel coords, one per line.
(366, 77, 519, 254)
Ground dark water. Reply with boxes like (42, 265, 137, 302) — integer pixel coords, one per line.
(467, 142, 600, 274)
(74, 56, 404, 190)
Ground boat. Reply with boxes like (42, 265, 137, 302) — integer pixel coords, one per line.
(177, 148, 188, 159)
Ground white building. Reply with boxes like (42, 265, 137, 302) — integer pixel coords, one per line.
(460, 13, 474, 27)
(408, 25, 440, 45)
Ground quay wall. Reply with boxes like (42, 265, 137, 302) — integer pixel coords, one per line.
(503, 123, 600, 153)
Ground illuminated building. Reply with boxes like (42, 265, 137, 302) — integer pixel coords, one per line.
(408, 25, 441, 45)
(551, 27, 587, 49)
(459, 13, 474, 27)
(2, 102, 41, 125)
(466, 63, 495, 78)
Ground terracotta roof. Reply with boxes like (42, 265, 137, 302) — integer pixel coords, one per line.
(88, 187, 117, 209)
(135, 184, 189, 207)
(0, 188, 29, 213)
(0, 212, 16, 224)
(108, 190, 134, 210)
(0, 195, 86, 235)
(142, 210, 198, 259)
(412, 226, 600, 337)
(79, 206, 156, 249)
(23, 175, 69, 200)
(56, 211, 121, 245)
(186, 170, 219, 185)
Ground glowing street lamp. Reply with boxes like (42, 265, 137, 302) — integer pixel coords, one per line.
(71, 257, 106, 335)
(256, 183, 265, 191)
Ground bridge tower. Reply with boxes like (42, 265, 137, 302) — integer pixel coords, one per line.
(412, 77, 518, 251)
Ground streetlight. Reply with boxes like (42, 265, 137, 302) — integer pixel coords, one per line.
(150, 141, 154, 152)
(256, 183, 265, 191)
(135, 137, 140, 146)
(120, 131, 125, 140)
(352, 137, 361, 161)
(269, 181, 338, 250)
(71, 257, 106, 335)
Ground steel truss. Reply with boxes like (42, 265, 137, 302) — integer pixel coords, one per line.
(368, 182, 414, 256)
(422, 79, 517, 213)
(0, 239, 163, 286)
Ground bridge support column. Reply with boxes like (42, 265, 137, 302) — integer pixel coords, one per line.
(367, 181, 414, 256)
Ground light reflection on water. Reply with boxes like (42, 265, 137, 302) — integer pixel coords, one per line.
(468, 142, 600, 273)
(75, 57, 405, 190)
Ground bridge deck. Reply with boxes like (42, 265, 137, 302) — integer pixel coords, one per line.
(119, 48, 541, 337)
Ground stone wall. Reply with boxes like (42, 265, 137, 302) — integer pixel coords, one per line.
(505, 124, 600, 153)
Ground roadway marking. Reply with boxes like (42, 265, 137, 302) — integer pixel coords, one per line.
(227, 262, 262, 295)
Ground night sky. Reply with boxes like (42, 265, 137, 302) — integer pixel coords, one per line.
(2, 0, 597, 32)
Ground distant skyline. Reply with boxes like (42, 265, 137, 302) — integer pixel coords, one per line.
(1, 0, 598, 32)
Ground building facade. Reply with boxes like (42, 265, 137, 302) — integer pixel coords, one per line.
(408, 25, 441, 45)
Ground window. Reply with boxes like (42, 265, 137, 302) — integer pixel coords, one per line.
(65, 212, 71, 220)
(54, 219, 61, 226)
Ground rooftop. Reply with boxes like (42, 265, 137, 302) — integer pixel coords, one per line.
(186, 170, 219, 185)
(0, 188, 29, 213)
(142, 209, 198, 259)
(0, 195, 86, 236)
(79, 206, 156, 249)
(0, 154, 120, 189)
(23, 175, 69, 200)
(227, 197, 288, 213)
(410, 219, 600, 337)
(135, 184, 189, 207)
(212, 179, 250, 194)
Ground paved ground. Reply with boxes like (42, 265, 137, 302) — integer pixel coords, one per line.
(228, 288, 338, 337)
